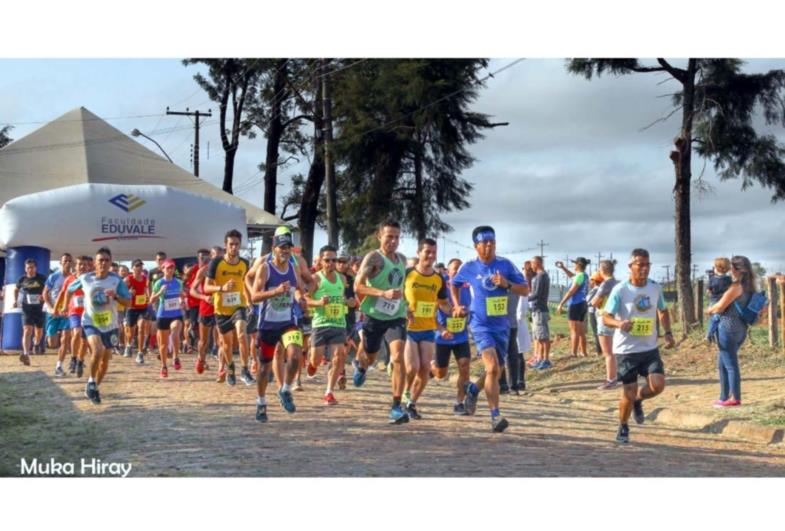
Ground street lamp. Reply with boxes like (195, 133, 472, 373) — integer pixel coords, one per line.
(131, 128, 173, 163)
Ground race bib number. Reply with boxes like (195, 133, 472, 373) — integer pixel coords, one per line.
(93, 310, 112, 328)
(630, 317, 654, 337)
(25, 294, 42, 305)
(164, 298, 180, 312)
(221, 291, 241, 307)
(135, 294, 147, 306)
(73, 296, 84, 309)
(282, 330, 303, 348)
(446, 317, 467, 333)
(486, 296, 508, 316)
(414, 301, 436, 318)
(374, 297, 401, 316)
(325, 303, 344, 319)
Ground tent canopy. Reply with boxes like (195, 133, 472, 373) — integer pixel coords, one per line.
(0, 107, 284, 237)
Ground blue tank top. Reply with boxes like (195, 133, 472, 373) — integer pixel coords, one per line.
(568, 272, 588, 305)
(259, 255, 297, 330)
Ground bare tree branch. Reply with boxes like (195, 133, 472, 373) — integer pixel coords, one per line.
(639, 105, 684, 131)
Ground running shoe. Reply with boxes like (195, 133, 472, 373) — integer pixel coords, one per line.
(526, 357, 540, 367)
(388, 405, 409, 425)
(597, 379, 619, 390)
(463, 383, 479, 416)
(306, 363, 318, 378)
(136, 352, 145, 365)
(713, 399, 742, 408)
(403, 389, 412, 404)
(68, 357, 77, 374)
(195, 358, 205, 374)
(227, 363, 237, 386)
(19, 353, 31, 366)
(616, 424, 630, 443)
(535, 359, 552, 370)
(320, 357, 329, 366)
(405, 403, 422, 420)
(632, 400, 645, 424)
(160, 366, 168, 378)
(499, 383, 510, 395)
(123, 346, 132, 358)
(256, 403, 268, 423)
(293, 379, 303, 392)
(352, 360, 367, 387)
(173, 357, 182, 371)
(337, 371, 347, 390)
(491, 416, 509, 433)
(85, 382, 101, 405)
(240, 366, 256, 386)
(324, 392, 338, 406)
(76, 360, 84, 378)
(278, 389, 296, 413)
(216, 368, 226, 383)
(54, 365, 65, 378)
(453, 403, 468, 416)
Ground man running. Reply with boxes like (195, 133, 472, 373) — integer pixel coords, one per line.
(189, 247, 222, 375)
(12, 259, 48, 365)
(150, 259, 185, 378)
(353, 219, 409, 424)
(63, 247, 131, 404)
(602, 248, 675, 443)
(183, 251, 208, 354)
(335, 251, 358, 390)
(124, 259, 150, 364)
(451, 226, 529, 432)
(204, 229, 255, 387)
(434, 258, 473, 415)
(55, 256, 90, 377)
(42, 253, 73, 376)
(304, 245, 353, 405)
(250, 229, 306, 421)
(401, 238, 451, 419)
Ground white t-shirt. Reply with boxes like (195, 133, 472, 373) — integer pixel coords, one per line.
(603, 279, 667, 355)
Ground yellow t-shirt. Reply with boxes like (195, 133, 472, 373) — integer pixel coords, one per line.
(207, 256, 249, 316)
(404, 268, 447, 332)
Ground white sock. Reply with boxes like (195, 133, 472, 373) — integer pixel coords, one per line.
(88, 377, 95, 383)
(256, 396, 267, 406)
(56, 361, 62, 369)
(281, 383, 291, 393)
(325, 387, 333, 395)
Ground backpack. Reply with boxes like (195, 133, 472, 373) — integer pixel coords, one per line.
(733, 291, 768, 326)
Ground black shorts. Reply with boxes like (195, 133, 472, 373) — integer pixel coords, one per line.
(246, 311, 260, 334)
(156, 317, 182, 331)
(361, 317, 406, 355)
(568, 301, 588, 322)
(199, 315, 216, 327)
(125, 308, 148, 327)
(435, 342, 471, 369)
(186, 306, 199, 327)
(216, 308, 248, 335)
(258, 324, 300, 362)
(22, 309, 45, 328)
(311, 327, 347, 348)
(616, 348, 665, 385)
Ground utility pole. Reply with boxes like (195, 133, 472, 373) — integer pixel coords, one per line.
(537, 239, 549, 260)
(662, 265, 671, 286)
(322, 59, 338, 247)
(166, 107, 212, 177)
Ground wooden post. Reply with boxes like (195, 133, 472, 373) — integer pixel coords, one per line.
(694, 279, 704, 329)
(768, 276, 778, 348)
(778, 275, 785, 354)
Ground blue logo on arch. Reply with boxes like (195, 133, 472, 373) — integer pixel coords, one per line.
(109, 194, 145, 212)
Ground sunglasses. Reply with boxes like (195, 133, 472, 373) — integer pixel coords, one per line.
(323, 258, 338, 263)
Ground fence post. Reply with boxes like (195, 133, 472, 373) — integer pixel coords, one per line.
(778, 275, 785, 354)
(694, 279, 704, 330)
(768, 276, 778, 349)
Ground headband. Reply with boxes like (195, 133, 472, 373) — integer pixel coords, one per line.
(473, 230, 496, 244)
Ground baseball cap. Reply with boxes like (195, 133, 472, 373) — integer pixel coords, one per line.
(337, 249, 350, 262)
(162, 259, 176, 269)
(572, 257, 589, 267)
(273, 232, 294, 248)
(591, 271, 604, 284)
(274, 225, 292, 237)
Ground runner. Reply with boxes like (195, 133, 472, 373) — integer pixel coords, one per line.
(353, 219, 410, 424)
(145, 251, 167, 353)
(189, 247, 222, 375)
(434, 258, 473, 415)
(115, 264, 130, 354)
(335, 251, 358, 390)
(12, 259, 48, 364)
(150, 259, 185, 378)
(55, 256, 90, 377)
(401, 238, 451, 419)
(304, 245, 353, 405)
(42, 253, 73, 376)
(204, 229, 255, 387)
(250, 229, 306, 420)
(451, 226, 529, 432)
(556, 257, 590, 357)
(63, 247, 131, 405)
(124, 259, 150, 364)
(602, 248, 675, 443)
(183, 252, 208, 354)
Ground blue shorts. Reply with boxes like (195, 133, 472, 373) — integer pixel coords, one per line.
(45, 315, 70, 337)
(83, 326, 120, 349)
(472, 329, 509, 363)
(69, 314, 83, 330)
(407, 330, 436, 343)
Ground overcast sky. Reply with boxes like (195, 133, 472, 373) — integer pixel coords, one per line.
(2, 58, 784, 281)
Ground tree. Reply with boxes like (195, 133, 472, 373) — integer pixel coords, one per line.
(184, 58, 264, 193)
(0, 125, 12, 149)
(567, 59, 785, 333)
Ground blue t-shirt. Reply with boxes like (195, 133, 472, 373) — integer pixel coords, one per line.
(436, 282, 471, 346)
(45, 270, 67, 309)
(451, 256, 526, 333)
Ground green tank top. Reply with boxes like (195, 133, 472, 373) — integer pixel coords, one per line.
(360, 251, 407, 321)
(312, 271, 346, 329)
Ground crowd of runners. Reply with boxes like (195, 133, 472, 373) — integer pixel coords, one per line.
(1, 220, 764, 441)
